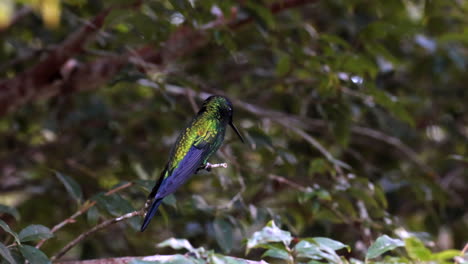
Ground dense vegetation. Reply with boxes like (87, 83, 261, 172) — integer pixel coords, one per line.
(0, 0, 467, 263)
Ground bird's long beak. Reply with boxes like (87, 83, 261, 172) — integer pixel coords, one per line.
(230, 122, 245, 143)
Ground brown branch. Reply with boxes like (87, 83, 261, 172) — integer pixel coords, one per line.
(0, 7, 111, 115)
(36, 182, 134, 249)
(276, 118, 349, 174)
(160, 84, 437, 178)
(0, 0, 317, 117)
(51, 210, 144, 261)
(0, 6, 33, 33)
(55, 255, 268, 264)
(228, 0, 319, 29)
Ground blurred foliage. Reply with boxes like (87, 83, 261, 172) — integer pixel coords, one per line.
(0, 0, 467, 263)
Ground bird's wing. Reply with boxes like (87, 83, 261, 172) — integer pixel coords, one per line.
(154, 139, 210, 199)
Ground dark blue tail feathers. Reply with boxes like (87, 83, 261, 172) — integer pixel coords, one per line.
(140, 198, 163, 232)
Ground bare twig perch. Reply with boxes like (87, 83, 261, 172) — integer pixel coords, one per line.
(55, 255, 268, 264)
(36, 182, 134, 249)
(51, 210, 145, 261)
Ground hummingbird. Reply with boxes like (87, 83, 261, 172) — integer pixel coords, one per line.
(140, 95, 244, 231)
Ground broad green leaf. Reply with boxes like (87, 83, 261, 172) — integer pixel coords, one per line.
(244, 2, 275, 29)
(87, 205, 100, 226)
(0, 204, 20, 220)
(246, 220, 292, 253)
(404, 237, 432, 261)
(93, 193, 140, 230)
(262, 247, 290, 260)
(134, 179, 155, 193)
(313, 237, 350, 252)
(246, 127, 274, 150)
(213, 218, 233, 253)
(55, 172, 83, 203)
(0, 242, 15, 264)
(129, 261, 157, 264)
(276, 54, 291, 76)
(19, 245, 50, 264)
(294, 240, 339, 263)
(209, 254, 256, 264)
(309, 159, 329, 174)
(18, 225, 53, 242)
(0, 219, 20, 245)
(366, 235, 404, 259)
(131, 254, 204, 264)
(432, 249, 461, 261)
(157, 238, 195, 253)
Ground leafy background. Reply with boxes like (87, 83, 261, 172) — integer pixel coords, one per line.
(0, 0, 467, 263)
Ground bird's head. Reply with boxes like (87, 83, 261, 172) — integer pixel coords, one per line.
(201, 95, 244, 143)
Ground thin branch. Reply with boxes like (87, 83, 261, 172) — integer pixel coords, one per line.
(51, 210, 144, 261)
(0, 0, 318, 117)
(350, 126, 437, 178)
(228, 0, 319, 29)
(0, 6, 33, 33)
(160, 84, 437, 178)
(55, 254, 268, 264)
(36, 182, 134, 249)
(268, 174, 308, 192)
(276, 119, 350, 174)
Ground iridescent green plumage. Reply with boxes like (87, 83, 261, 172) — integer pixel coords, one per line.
(140, 95, 243, 231)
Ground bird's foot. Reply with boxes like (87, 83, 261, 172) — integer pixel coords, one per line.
(197, 162, 228, 173)
(205, 162, 228, 171)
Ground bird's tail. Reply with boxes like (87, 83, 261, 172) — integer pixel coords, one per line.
(140, 197, 163, 232)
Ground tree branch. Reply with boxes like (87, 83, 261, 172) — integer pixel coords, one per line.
(0, 0, 318, 117)
(36, 182, 134, 249)
(51, 210, 144, 261)
(0, 6, 33, 34)
(160, 83, 437, 178)
(55, 254, 268, 264)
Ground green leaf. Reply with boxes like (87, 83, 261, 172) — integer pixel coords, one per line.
(294, 240, 342, 263)
(19, 245, 50, 264)
(209, 253, 254, 264)
(404, 237, 432, 261)
(93, 193, 140, 230)
(157, 238, 195, 253)
(432, 249, 462, 261)
(246, 220, 292, 254)
(0, 204, 20, 221)
(276, 54, 291, 76)
(262, 247, 291, 260)
(244, 2, 275, 29)
(366, 235, 404, 259)
(366, 88, 415, 126)
(18, 225, 53, 242)
(313, 237, 350, 252)
(0, 242, 16, 264)
(134, 179, 155, 193)
(87, 205, 100, 226)
(213, 218, 233, 253)
(55, 172, 83, 203)
(0, 219, 20, 245)
(130, 254, 203, 264)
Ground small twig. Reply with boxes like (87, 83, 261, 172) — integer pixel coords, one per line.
(454, 243, 468, 264)
(267, 174, 353, 225)
(204, 162, 228, 170)
(276, 119, 350, 175)
(54, 254, 268, 264)
(36, 182, 134, 249)
(0, 7, 32, 33)
(51, 210, 145, 261)
(185, 89, 198, 114)
(268, 174, 308, 192)
(159, 84, 437, 178)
